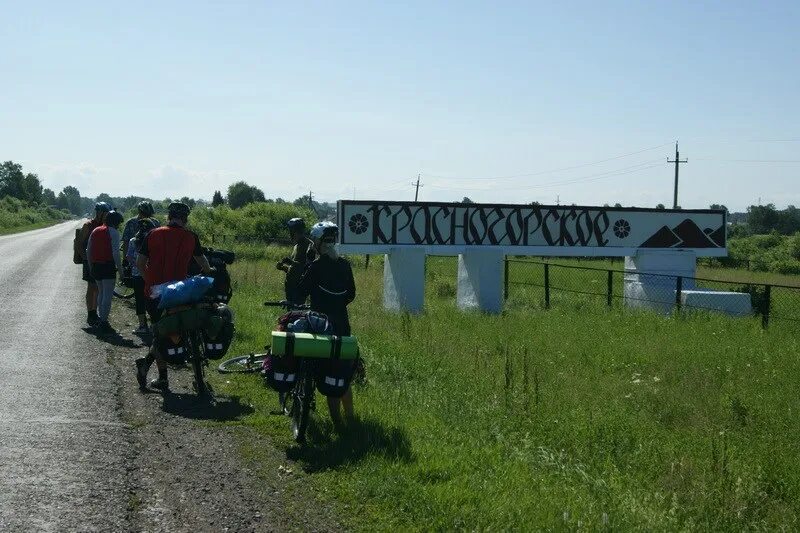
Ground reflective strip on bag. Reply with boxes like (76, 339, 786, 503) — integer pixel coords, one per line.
(216, 343, 223, 350)
(275, 373, 296, 383)
(324, 376, 345, 388)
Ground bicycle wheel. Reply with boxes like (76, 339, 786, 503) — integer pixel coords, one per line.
(217, 353, 268, 374)
(188, 333, 209, 397)
(113, 283, 134, 299)
(290, 374, 314, 444)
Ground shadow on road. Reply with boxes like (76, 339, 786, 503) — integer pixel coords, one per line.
(81, 327, 142, 349)
(161, 392, 255, 422)
(290, 417, 413, 471)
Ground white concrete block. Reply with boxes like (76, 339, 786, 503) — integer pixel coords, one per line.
(457, 248, 504, 313)
(383, 248, 426, 313)
(681, 290, 752, 317)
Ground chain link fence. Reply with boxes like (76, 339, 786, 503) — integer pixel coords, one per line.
(505, 259, 800, 329)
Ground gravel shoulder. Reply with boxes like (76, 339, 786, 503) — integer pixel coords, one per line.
(106, 300, 341, 532)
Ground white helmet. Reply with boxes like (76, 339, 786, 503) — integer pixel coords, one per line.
(310, 221, 339, 243)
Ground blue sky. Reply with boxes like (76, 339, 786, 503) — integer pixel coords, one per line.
(2, 1, 798, 211)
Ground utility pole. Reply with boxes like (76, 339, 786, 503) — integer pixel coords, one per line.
(412, 174, 423, 201)
(667, 142, 688, 209)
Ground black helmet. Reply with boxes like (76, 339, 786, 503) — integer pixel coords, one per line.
(105, 211, 124, 228)
(137, 201, 155, 217)
(286, 217, 306, 231)
(94, 201, 111, 213)
(167, 202, 191, 220)
(137, 218, 157, 233)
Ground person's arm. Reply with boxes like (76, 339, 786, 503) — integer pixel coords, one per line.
(137, 233, 150, 276)
(192, 233, 212, 275)
(296, 262, 315, 303)
(110, 228, 123, 277)
(85, 231, 94, 263)
(344, 261, 356, 305)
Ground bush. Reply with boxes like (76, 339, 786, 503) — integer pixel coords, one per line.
(770, 259, 800, 276)
(0, 195, 71, 232)
(189, 202, 317, 244)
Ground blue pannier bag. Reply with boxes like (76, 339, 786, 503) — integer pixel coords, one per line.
(155, 276, 215, 310)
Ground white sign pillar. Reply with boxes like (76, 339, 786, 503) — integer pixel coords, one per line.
(457, 248, 504, 313)
(383, 247, 426, 313)
(623, 249, 697, 313)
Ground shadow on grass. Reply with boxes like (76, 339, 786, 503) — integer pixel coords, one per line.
(81, 326, 142, 349)
(161, 392, 255, 422)
(289, 417, 413, 472)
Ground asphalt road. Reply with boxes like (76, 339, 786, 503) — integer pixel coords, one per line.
(0, 223, 336, 532)
(0, 222, 133, 530)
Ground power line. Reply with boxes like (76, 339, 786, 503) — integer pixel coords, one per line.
(420, 142, 672, 181)
(425, 160, 665, 192)
(694, 158, 800, 163)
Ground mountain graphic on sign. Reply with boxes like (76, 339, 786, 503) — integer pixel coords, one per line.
(641, 219, 722, 248)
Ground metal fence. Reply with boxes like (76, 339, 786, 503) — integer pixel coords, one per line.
(504, 259, 800, 329)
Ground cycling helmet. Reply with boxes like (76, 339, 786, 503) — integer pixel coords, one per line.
(137, 201, 155, 217)
(167, 202, 191, 220)
(310, 221, 339, 243)
(286, 217, 306, 231)
(105, 210, 124, 228)
(94, 202, 111, 213)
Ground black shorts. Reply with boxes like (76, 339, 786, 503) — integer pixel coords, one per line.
(82, 261, 94, 283)
(91, 262, 117, 281)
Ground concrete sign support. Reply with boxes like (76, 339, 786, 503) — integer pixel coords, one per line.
(383, 247, 426, 313)
(457, 248, 504, 313)
(337, 201, 727, 313)
(623, 250, 697, 313)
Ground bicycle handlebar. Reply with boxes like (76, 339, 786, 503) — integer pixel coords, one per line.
(263, 300, 311, 311)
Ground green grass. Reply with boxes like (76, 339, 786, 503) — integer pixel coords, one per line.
(208, 251, 800, 530)
(0, 196, 72, 235)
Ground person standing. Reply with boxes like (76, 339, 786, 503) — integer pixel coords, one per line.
(121, 201, 159, 260)
(134, 202, 212, 391)
(126, 218, 157, 334)
(276, 217, 315, 304)
(297, 221, 356, 429)
(75, 202, 111, 326)
(86, 211, 125, 333)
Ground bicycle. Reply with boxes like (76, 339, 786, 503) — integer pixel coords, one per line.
(156, 302, 216, 398)
(113, 262, 135, 299)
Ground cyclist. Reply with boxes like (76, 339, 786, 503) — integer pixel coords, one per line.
(276, 217, 315, 304)
(134, 202, 212, 391)
(296, 221, 356, 428)
(122, 201, 159, 260)
(86, 210, 125, 333)
(125, 218, 158, 334)
(75, 202, 111, 326)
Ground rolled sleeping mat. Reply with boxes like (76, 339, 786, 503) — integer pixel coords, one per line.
(271, 331, 359, 360)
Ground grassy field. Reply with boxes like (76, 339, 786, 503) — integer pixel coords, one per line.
(208, 250, 800, 530)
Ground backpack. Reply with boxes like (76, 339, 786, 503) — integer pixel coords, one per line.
(73, 220, 96, 264)
(159, 334, 187, 365)
(202, 305, 235, 360)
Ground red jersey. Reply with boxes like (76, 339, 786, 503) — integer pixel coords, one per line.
(140, 224, 203, 295)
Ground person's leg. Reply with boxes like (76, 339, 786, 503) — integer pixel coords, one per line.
(341, 388, 354, 421)
(98, 278, 114, 323)
(84, 262, 99, 323)
(327, 396, 344, 429)
(136, 298, 168, 390)
(132, 277, 147, 328)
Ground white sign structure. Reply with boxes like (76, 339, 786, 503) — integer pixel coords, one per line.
(337, 201, 728, 313)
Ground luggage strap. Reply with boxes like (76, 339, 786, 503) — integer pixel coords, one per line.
(329, 335, 342, 360)
(285, 332, 295, 357)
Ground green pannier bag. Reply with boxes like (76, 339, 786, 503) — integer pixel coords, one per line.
(154, 307, 210, 338)
(271, 331, 359, 360)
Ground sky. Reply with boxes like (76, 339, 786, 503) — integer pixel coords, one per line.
(1, 0, 798, 211)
